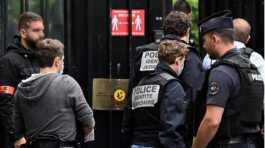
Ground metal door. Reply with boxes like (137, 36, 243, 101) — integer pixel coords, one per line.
(67, 0, 172, 147)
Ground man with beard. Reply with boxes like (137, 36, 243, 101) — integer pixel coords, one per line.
(192, 12, 263, 148)
(0, 12, 44, 148)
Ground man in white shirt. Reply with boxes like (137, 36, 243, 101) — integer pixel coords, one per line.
(233, 19, 265, 120)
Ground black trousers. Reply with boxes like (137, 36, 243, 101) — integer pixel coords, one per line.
(0, 120, 14, 148)
(208, 136, 261, 148)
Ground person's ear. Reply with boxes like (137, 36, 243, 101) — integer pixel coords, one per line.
(20, 29, 27, 39)
(246, 35, 251, 44)
(211, 34, 219, 43)
(174, 57, 181, 67)
(188, 12, 192, 21)
(53, 57, 61, 68)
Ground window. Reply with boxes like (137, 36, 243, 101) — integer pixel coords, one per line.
(28, 0, 64, 43)
(28, 0, 41, 14)
(0, 0, 65, 54)
(6, 0, 20, 47)
(45, 0, 64, 43)
(0, 0, 5, 55)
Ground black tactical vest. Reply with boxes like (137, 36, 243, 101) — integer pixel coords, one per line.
(195, 54, 264, 139)
(131, 72, 176, 144)
(131, 35, 195, 91)
(240, 47, 253, 59)
(135, 42, 160, 76)
(128, 42, 160, 95)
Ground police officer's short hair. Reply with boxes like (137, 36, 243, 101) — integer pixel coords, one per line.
(36, 38, 64, 68)
(173, 0, 192, 14)
(163, 11, 191, 37)
(18, 12, 43, 31)
(207, 28, 234, 43)
(158, 40, 189, 64)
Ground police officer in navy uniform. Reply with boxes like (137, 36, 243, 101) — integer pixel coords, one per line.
(123, 11, 205, 147)
(192, 12, 264, 148)
(124, 40, 189, 148)
(0, 12, 44, 148)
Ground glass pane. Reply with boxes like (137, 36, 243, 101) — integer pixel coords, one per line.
(6, 0, 20, 47)
(45, 0, 64, 43)
(28, 0, 41, 14)
(0, 0, 4, 54)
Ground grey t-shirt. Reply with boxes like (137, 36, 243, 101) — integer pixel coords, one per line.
(14, 73, 94, 141)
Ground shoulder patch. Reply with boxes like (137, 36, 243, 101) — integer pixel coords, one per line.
(208, 81, 219, 96)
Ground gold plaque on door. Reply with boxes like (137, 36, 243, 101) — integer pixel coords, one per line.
(92, 78, 129, 110)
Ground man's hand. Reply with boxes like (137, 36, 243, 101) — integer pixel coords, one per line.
(84, 128, 95, 142)
(83, 127, 95, 142)
(192, 105, 224, 148)
(82, 119, 95, 142)
(14, 137, 27, 148)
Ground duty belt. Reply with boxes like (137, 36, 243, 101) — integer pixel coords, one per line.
(217, 137, 243, 145)
(216, 135, 257, 145)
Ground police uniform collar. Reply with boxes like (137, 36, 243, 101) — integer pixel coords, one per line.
(155, 62, 178, 78)
(220, 48, 239, 59)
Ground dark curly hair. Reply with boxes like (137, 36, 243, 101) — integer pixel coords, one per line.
(163, 11, 191, 37)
